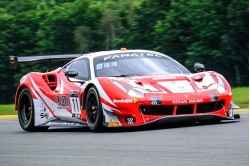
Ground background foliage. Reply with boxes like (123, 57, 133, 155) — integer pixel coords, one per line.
(0, 0, 248, 103)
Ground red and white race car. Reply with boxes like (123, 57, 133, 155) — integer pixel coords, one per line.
(10, 49, 240, 132)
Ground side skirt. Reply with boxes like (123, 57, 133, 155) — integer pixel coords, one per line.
(38, 119, 87, 127)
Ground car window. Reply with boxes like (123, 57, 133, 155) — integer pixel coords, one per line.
(62, 63, 72, 71)
(68, 58, 90, 80)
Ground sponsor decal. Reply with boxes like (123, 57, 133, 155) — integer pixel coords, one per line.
(70, 90, 79, 97)
(57, 105, 71, 109)
(172, 99, 203, 104)
(47, 121, 82, 126)
(104, 52, 162, 61)
(56, 95, 71, 109)
(150, 96, 162, 105)
(72, 113, 81, 118)
(40, 108, 49, 119)
(210, 93, 218, 101)
(113, 99, 133, 103)
(125, 117, 136, 124)
(96, 63, 103, 70)
(107, 122, 119, 127)
(172, 100, 188, 104)
(96, 61, 118, 70)
(188, 99, 203, 103)
(70, 90, 81, 114)
(56, 95, 70, 105)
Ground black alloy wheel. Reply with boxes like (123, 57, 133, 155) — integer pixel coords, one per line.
(18, 88, 48, 131)
(85, 86, 103, 132)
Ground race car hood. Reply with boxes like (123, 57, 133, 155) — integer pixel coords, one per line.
(104, 71, 231, 95)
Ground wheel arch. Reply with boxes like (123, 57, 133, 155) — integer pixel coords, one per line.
(82, 83, 96, 109)
(15, 85, 32, 110)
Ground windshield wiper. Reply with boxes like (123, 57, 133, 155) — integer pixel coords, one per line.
(111, 74, 142, 77)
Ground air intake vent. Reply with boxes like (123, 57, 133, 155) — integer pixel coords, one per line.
(176, 105, 194, 115)
(42, 74, 57, 90)
(140, 105, 174, 115)
(196, 100, 225, 113)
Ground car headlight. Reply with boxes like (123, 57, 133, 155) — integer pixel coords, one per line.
(112, 81, 145, 98)
(216, 74, 226, 94)
(127, 88, 144, 98)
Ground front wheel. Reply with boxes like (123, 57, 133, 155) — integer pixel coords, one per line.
(85, 86, 103, 132)
(227, 108, 234, 119)
(18, 88, 48, 131)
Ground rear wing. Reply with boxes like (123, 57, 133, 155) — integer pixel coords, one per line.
(9, 54, 81, 70)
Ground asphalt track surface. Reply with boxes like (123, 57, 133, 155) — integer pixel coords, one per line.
(0, 111, 248, 166)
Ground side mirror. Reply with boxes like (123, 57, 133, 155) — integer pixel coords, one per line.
(64, 70, 78, 78)
(194, 63, 205, 73)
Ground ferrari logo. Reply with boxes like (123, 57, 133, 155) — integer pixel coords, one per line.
(202, 85, 208, 89)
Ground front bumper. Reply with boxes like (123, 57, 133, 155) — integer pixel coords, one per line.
(103, 90, 236, 127)
(145, 113, 240, 125)
(103, 110, 240, 128)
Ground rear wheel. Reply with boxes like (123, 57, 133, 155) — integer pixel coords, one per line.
(85, 86, 103, 132)
(18, 88, 48, 131)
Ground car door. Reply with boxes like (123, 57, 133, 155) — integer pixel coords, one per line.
(55, 58, 91, 121)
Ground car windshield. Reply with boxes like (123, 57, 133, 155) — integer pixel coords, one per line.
(93, 52, 191, 77)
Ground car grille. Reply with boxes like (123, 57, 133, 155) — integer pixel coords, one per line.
(140, 100, 225, 115)
(140, 105, 174, 115)
(196, 100, 225, 113)
(176, 105, 194, 115)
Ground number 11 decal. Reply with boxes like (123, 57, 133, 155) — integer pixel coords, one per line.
(70, 90, 81, 118)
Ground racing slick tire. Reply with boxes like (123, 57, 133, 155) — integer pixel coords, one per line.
(227, 108, 234, 119)
(85, 86, 104, 132)
(18, 88, 48, 132)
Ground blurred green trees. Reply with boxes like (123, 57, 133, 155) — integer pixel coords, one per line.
(0, 0, 248, 103)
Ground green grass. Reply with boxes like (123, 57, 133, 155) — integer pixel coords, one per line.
(232, 87, 249, 109)
(0, 87, 248, 115)
(0, 104, 17, 115)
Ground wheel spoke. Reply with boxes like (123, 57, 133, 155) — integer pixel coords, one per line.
(87, 93, 99, 124)
(19, 94, 32, 124)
